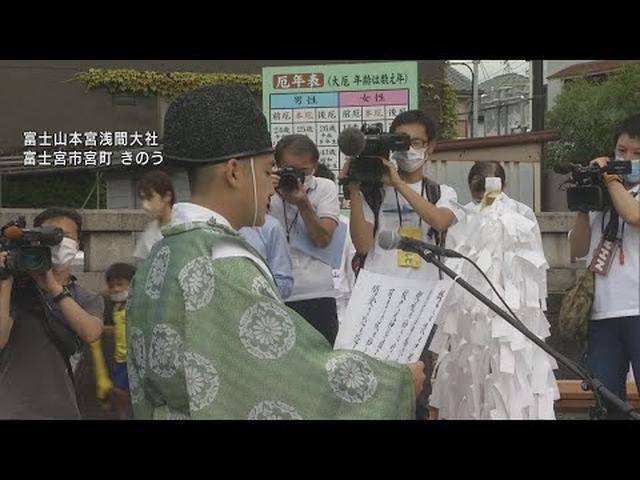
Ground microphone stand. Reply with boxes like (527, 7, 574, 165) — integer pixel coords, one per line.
(411, 247, 640, 420)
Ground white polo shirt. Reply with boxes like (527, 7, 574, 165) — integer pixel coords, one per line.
(581, 184, 640, 320)
(269, 176, 341, 302)
(361, 180, 462, 281)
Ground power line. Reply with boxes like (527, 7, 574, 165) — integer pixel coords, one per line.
(452, 60, 529, 84)
(510, 61, 530, 74)
(483, 60, 529, 83)
(480, 61, 490, 82)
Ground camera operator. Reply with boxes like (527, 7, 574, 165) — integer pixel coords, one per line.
(341, 110, 461, 420)
(0, 207, 104, 419)
(569, 113, 640, 417)
(269, 134, 341, 346)
(343, 110, 461, 281)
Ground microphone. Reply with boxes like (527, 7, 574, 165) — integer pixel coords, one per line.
(378, 230, 463, 258)
(553, 163, 575, 175)
(3, 225, 23, 241)
(337, 127, 366, 157)
(1, 224, 63, 245)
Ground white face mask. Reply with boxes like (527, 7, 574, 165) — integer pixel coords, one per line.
(50, 237, 79, 271)
(110, 290, 129, 303)
(304, 174, 315, 189)
(391, 147, 427, 173)
(617, 157, 640, 184)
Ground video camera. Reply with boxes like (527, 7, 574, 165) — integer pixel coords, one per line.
(0, 216, 63, 280)
(555, 160, 632, 212)
(338, 123, 411, 186)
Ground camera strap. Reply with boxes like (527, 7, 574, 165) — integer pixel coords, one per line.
(394, 178, 426, 229)
(393, 178, 446, 279)
(37, 277, 81, 383)
(590, 204, 625, 276)
(598, 189, 640, 267)
(283, 206, 299, 243)
(283, 188, 311, 243)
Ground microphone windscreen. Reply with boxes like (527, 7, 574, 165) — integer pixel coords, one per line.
(3, 225, 23, 241)
(338, 127, 366, 156)
(553, 163, 573, 175)
(378, 230, 399, 250)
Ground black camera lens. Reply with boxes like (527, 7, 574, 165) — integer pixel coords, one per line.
(277, 167, 305, 194)
(278, 175, 298, 194)
(20, 247, 51, 272)
(23, 253, 47, 271)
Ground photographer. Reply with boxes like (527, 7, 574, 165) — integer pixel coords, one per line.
(342, 110, 461, 420)
(343, 110, 461, 280)
(269, 134, 341, 346)
(0, 207, 104, 419)
(569, 113, 640, 417)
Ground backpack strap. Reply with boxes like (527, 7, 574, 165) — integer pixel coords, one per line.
(352, 184, 384, 279)
(36, 286, 77, 383)
(423, 177, 447, 280)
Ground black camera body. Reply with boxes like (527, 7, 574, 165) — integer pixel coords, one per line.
(277, 167, 306, 194)
(0, 217, 63, 280)
(345, 123, 411, 186)
(557, 160, 631, 212)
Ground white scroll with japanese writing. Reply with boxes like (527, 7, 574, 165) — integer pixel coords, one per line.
(334, 269, 452, 362)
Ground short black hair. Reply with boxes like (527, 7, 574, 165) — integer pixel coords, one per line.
(34, 207, 82, 236)
(137, 170, 176, 206)
(187, 165, 203, 195)
(468, 161, 506, 196)
(274, 134, 319, 166)
(314, 162, 336, 182)
(186, 158, 253, 195)
(390, 110, 438, 143)
(105, 262, 136, 284)
(614, 113, 640, 146)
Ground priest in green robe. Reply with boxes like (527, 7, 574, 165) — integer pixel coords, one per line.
(126, 85, 424, 420)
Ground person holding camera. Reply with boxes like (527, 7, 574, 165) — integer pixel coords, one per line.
(0, 207, 104, 419)
(342, 110, 461, 419)
(569, 113, 640, 417)
(269, 134, 342, 346)
(343, 110, 461, 280)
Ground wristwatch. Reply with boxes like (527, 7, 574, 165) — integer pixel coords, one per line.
(52, 286, 72, 304)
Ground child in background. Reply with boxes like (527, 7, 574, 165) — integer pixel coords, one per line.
(90, 262, 136, 419)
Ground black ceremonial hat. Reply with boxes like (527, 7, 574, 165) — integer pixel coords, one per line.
(163, 84, 274, 164)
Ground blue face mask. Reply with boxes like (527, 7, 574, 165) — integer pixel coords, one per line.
(622, 159, 640, 184)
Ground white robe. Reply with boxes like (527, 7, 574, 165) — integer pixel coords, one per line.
(429, 193, 559, 419)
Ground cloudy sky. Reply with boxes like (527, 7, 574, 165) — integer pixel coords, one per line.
(449, 60, 529, 82)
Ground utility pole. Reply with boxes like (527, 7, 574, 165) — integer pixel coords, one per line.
(448, 61, 477, 138)
(532, 60, 545, 131)
(472, 60, 480, 137)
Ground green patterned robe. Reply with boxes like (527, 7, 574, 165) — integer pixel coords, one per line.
(126, 217, 414, 419)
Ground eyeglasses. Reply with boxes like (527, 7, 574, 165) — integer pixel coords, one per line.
(409, 138, 429, 149)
